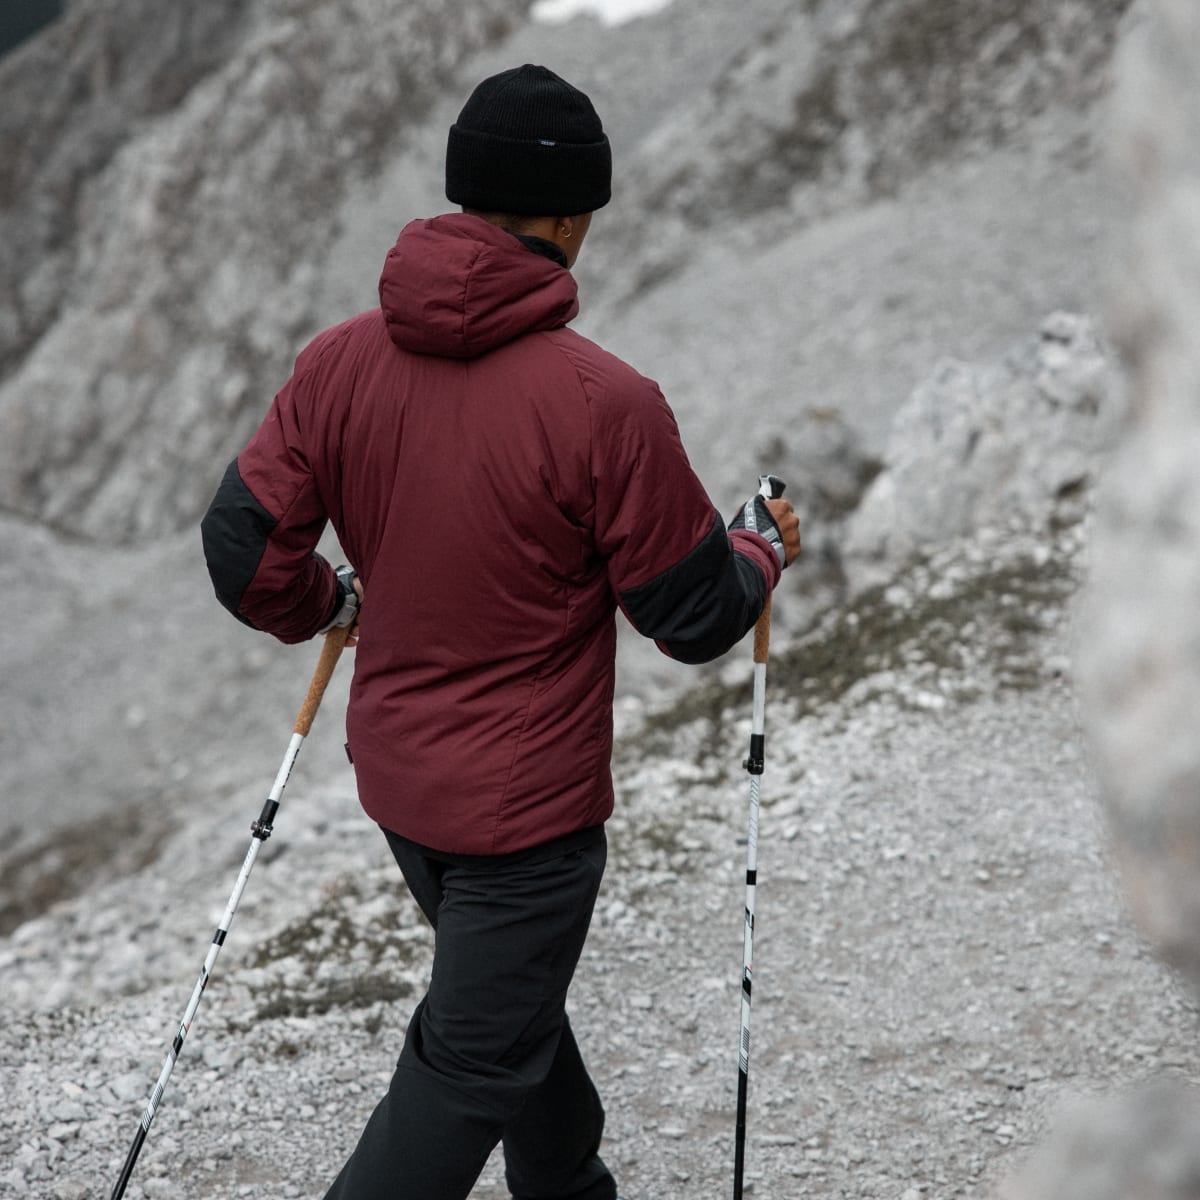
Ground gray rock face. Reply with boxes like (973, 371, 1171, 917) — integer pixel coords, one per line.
(678, 0, 1127, 219)
(585, 0, 1132, 306)
(748, 405, 882, 629)
(842, 312, 1122, 593)
(0, 1, 254, 377)
(1001, 4, 1200, 1195)
(999, 1083, 1200, 1200)
(0, 0, 1132, 546)
(1077, 0, 1200, 996)
(0, 0, 527, 543)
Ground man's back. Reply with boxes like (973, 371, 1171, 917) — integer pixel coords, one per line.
(215, 214, 739, 853)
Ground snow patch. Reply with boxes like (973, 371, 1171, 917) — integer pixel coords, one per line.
(531, 0, 675, 26)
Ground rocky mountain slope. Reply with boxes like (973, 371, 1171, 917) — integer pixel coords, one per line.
(5, 488, 1198, 1200)
(0, 0, 1138, 862)
(6, 0, 1200, 1197)
(0, 0, 529, 541)
(0, 0, 1130, 544)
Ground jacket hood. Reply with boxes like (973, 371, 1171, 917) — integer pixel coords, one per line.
(379, 213, 580, 358)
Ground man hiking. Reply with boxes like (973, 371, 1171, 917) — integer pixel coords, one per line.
(201, 62, 800, 1200)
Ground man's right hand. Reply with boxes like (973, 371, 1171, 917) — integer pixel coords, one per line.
(766, 498, 801, 566)
(729, 493, 802, 568)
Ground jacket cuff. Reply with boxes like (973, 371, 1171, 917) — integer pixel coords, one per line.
(729, 528, 782, 591)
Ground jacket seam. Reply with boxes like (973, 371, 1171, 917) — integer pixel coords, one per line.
(488, 672, 541, 854)
(458, 244, 487, 359)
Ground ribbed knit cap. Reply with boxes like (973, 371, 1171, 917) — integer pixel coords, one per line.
(446, 64, 612, 216)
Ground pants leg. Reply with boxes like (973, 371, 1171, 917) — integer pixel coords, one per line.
(322, 829, 615, 1200)
(502, 1017, 613, 1200)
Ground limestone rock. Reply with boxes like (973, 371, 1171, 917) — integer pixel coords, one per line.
(0, 0, 528, 543)
(842, 312, 1122, 594)
(0, 1, 253, 378)
(0, 0, 1134, 546)
(1077, 0, 1200, 995)
(583, 0, 1132, 306)
(1000, 1083, 1200, 1200)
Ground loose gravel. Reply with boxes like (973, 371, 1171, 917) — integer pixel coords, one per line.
(3, 526, 1198, 1199)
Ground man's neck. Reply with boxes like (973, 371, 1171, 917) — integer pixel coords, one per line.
(515, 233, 568, 269)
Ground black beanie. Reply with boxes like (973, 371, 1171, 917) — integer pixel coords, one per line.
(445, 64, 612, 217)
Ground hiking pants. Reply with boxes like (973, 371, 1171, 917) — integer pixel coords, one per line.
(322, 825, 615, 1200)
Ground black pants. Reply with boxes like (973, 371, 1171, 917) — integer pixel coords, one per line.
(322, 825, 616, 1200)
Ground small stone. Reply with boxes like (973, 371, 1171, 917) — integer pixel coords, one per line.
(108, 1070, 150, 1104)
(51, 1099, 86, 1122)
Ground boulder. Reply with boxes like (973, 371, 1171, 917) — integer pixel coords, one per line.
(1077, 0, 1200, 996)
(1000, 1082, 1200, 1200)
(842, 312, 1122, 594)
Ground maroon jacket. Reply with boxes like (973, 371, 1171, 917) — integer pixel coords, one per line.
(202, 214, 780, 854)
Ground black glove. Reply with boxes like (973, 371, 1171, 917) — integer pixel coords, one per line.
(319, 564, 360, 632)
(729, 475, 788, 569)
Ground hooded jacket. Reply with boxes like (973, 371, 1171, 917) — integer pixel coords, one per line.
(201, 213, 780, 854)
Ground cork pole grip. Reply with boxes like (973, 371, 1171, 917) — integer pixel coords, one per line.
(293, 625, 351, 736)
(753, 595, 773, 665)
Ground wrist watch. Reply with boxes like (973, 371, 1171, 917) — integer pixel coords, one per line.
(320, 564, 360, 632)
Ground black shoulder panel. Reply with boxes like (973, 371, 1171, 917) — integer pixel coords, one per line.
(619, 515, 768, 664)
(200, 458, 278, 626)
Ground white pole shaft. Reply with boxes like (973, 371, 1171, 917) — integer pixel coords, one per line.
(130, 731, 305, 1137)
(734, 657, 768, 1200)
(740, 661, 766, 1068)
(112, 627, 348, 1200)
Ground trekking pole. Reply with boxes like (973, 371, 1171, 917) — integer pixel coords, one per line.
(110, 625, 352, 1200)
(733, 473, 785, 1200)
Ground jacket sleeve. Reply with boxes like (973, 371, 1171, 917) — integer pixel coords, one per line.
(200, 363, 339, 645)
(588, 368, 781, 665)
